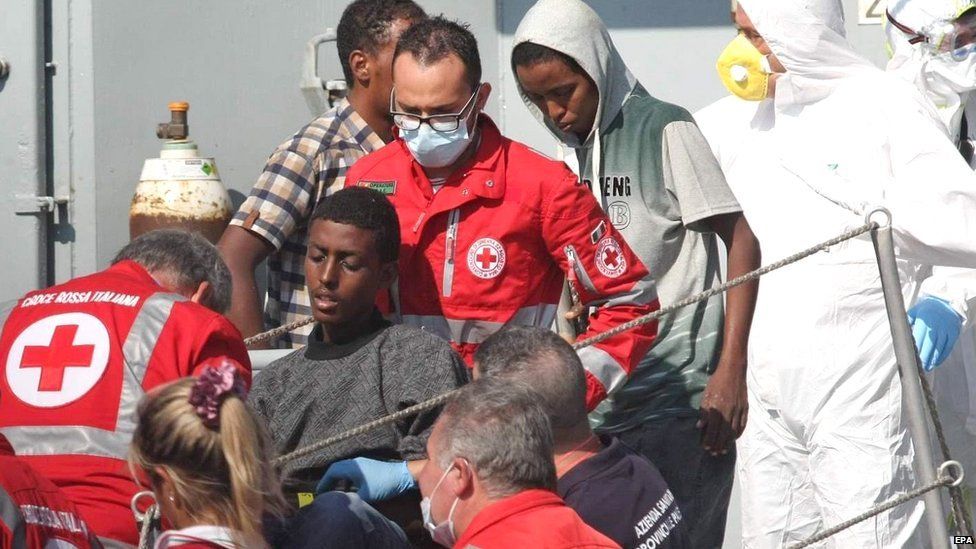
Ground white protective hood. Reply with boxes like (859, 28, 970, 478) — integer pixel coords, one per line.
(886, 0, 976, 136)
(738, 0, 878, 107)
(512, 0, 637, 201)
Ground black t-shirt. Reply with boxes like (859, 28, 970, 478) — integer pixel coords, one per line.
(557, 436, 691, 549)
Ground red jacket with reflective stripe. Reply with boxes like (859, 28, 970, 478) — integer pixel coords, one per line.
(0, 261, 251, 547)
(346, 116, 659, 408)
(453, 489, 620, 548)
(0, 435, 100, 549)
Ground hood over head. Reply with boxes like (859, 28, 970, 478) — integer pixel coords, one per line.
(511, 0, 636, 149)
(738, 0, 878, 105)
(885, 0, 976, 134)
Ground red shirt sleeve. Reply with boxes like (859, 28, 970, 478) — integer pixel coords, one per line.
(190, 315, 253, 388)
(540, 172, 660, 410)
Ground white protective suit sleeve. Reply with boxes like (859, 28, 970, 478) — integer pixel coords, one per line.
(919, 267, 976, 324)
(883, 87, 976, 268)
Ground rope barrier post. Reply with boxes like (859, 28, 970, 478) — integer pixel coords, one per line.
(868, 208, 951, 549)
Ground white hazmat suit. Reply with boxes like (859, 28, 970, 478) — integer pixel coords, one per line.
(695, 0, 976, 546)
(887, 0, 976, 523)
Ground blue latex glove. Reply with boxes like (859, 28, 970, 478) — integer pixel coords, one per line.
(316, 458, 416, 502)
(908, 297, 963, 371)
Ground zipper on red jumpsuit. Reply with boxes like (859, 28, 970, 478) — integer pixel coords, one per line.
(442, 208, 460, 297)
(563, 244, 586, 303)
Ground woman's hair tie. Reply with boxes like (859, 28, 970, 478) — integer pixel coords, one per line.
(188, 360, 247, 429)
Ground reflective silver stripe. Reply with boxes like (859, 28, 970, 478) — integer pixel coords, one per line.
(593, 276, 659, 309)
(3, 293, 183, 459)
(117, 293, 183, 436)
(578, 345, 628, 395)
(402, 304, 558, 344)
(0, 483, 26, 548)
(442, 209, 460, 298)
(1, 425, 127, 460)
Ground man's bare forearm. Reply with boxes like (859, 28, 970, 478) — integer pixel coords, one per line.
(218, 225, 275, 348)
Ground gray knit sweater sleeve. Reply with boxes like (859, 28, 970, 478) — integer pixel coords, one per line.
(383, 326, 470, 460)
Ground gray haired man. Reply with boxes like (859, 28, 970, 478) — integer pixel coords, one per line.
(0, 229, 250, 547)
(474, 327, 689, 549)
(416, 378, 617, 547)
(113, 228, 233, 313)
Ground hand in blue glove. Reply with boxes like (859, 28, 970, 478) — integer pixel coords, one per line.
(908, 297, 964, 371)
(316, 458, 416, 502)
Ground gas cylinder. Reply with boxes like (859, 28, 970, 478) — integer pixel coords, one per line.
(129, 101, 233, 243)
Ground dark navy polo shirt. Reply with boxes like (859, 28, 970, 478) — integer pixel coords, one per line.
(557, 436, 691, 549)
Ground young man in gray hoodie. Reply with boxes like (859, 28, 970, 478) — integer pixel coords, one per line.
(512, 1, 761, 546)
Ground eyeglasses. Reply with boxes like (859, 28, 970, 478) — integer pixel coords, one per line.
(390, 84, 482, 133)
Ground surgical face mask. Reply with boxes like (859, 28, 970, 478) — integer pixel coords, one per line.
(420, 465, 461, 547)
(396, 86, 481, 169)
(716, 33, 774, 101)
(402, 122, 473, 168)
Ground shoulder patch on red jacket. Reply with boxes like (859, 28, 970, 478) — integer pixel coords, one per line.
(595, 237, 627, 279)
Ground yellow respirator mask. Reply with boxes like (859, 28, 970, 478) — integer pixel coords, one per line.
(716, 33, 774, 101)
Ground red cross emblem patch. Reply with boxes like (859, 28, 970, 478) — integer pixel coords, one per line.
(5, 312, 110, 408)
(466, 238, 506, 279)
(595, 237, 627, 278)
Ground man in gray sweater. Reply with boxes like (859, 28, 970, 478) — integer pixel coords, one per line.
(250, 187, 468, 516)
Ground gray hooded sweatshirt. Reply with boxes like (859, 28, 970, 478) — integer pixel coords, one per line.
(513, 0, 743, 428)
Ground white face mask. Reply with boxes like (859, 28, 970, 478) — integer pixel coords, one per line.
(394, 84, 483, 169)
(402, 120, 474, 169)
(420, 464, 461, 547)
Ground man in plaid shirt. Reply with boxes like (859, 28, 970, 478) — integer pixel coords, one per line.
(219, 0, 426, 347)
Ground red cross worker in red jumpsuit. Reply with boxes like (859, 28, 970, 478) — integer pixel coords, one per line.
(345, 18, 660, 409)
(0, 230, 251, 548)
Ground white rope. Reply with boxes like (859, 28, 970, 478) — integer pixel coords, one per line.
(244, 315, 316, 347)
(136, 503, 160, 549)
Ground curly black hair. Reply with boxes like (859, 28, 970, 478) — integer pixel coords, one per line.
(310, 186, 401, 263)
(337, 0, 427, 87)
